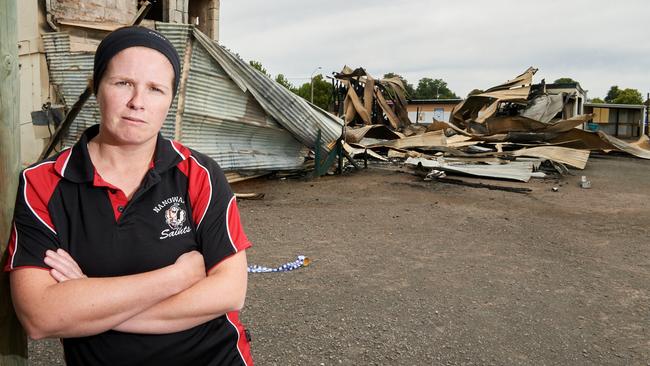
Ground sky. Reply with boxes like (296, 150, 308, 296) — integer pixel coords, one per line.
(219, 0, 649, 100)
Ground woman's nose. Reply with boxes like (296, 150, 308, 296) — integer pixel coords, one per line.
(127, 88, 145, 110)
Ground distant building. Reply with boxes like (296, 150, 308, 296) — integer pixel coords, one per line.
(533, 82, 588, 118)
(583, 103, 647, 138)
(406, 99, 463, 123)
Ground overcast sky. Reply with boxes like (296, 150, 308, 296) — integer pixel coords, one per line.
(219, 0, 649, 100)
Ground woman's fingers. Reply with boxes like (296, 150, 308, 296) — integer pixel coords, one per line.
(44, 249, 86, 280)
(57, 248, 76, 262)
(49, 268, 69, 282)
(56, 249, 86, 277)
(44, 251, 71, 273)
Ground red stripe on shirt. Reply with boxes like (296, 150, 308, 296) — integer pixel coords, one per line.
(176, 156, 211, 228)
(53, 147, 72, 177)
(3, 223, 18, 272)
(23, 161, 60, 234)
(227, 197, 252, 252)
(226, 311, 253, 366)
(170, 140, 190, 160)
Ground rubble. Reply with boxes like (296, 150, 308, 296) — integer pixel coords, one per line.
(333, 66, 650, 188)
(334, 66, 411, 130)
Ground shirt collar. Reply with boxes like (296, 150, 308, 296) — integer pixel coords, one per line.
(54, 124, 189, 183)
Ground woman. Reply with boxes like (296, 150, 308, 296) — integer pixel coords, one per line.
(6, 26, 253, 365)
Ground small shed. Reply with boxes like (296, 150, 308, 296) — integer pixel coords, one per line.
(407, 98, 463, 123)
(544, 82, 587, 118)
(583, 103, 647, 138)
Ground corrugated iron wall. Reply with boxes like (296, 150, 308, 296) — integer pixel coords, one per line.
(42, 33, 101, 146)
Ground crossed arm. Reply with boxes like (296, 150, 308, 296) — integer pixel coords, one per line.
(10, 249, 248, 339)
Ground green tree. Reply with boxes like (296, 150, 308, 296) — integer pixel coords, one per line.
(612, 88, 643, 105)
(275, 74, 294, 90)
(589, 97, 605, 103)
(294, 74, 333, 110)
(249, 60, 271, 78)
(553, 77, 578, 84)
(605, 86, 620, 103)
(383, 72, 415, 98)
(414, 78, 458, 99)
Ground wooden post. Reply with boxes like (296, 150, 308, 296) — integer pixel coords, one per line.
(0, 0, 28, 364)
(615, 108, 620, 137)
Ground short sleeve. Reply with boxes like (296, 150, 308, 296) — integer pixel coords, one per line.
(4, 167, 61, 272)
(185, 152, 252, 272)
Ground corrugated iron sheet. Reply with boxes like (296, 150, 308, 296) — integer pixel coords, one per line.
(154, 23, 190, 139)
(191, 27, 344, 149)
(42, 32, 100, 146)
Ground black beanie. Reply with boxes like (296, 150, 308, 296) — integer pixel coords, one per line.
(93, 26, 181, 97)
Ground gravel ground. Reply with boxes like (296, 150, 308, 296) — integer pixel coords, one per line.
(29, 154, 650, 365)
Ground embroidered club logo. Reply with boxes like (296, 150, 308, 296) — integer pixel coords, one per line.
(154, 196, 191, 240)
(165, 203, 186, 230)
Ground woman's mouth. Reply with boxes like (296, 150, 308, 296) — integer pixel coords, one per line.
(122, 116, 145, 123)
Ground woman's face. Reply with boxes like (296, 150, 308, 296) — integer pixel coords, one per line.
(96, 46, 175, 146)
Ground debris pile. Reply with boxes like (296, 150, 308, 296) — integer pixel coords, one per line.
(333, 66, 412, 130)
(334, 67, 650, 187)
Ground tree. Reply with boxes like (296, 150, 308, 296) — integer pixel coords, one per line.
(604, 85, 620, 103)
(274, 74, 294, 90)
(553, 77, 578, 84)
(414, 78, 458, 99)
(383, 72, 415, 98)
(293, 74, 333, 110)
(589, 97, 605, 104)
(249, 60, 271, 78)
(612, 88, 643, 105)
(468, 89, 484, 97)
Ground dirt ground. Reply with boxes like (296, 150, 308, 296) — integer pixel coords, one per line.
(30, 154, 650, 365)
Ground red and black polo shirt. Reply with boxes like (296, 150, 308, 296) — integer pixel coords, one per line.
(4, 124, 253, 366)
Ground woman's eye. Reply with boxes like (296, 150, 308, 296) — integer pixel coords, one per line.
(150, 86, 163, 93)
(116, 81, 131, 86)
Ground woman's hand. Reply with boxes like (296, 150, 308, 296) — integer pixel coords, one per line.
(172, 250, 206, 290)
(44, 249, 87, 282)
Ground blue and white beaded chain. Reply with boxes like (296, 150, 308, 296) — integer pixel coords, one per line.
(247, 255, 310, 273)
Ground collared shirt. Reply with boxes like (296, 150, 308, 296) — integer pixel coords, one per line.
(5, 124, 253, 365)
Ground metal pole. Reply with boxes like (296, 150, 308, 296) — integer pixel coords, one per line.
(310, 66, 321, 103)
(643, 93, 650, 135)
(0, 0, 28, 363)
